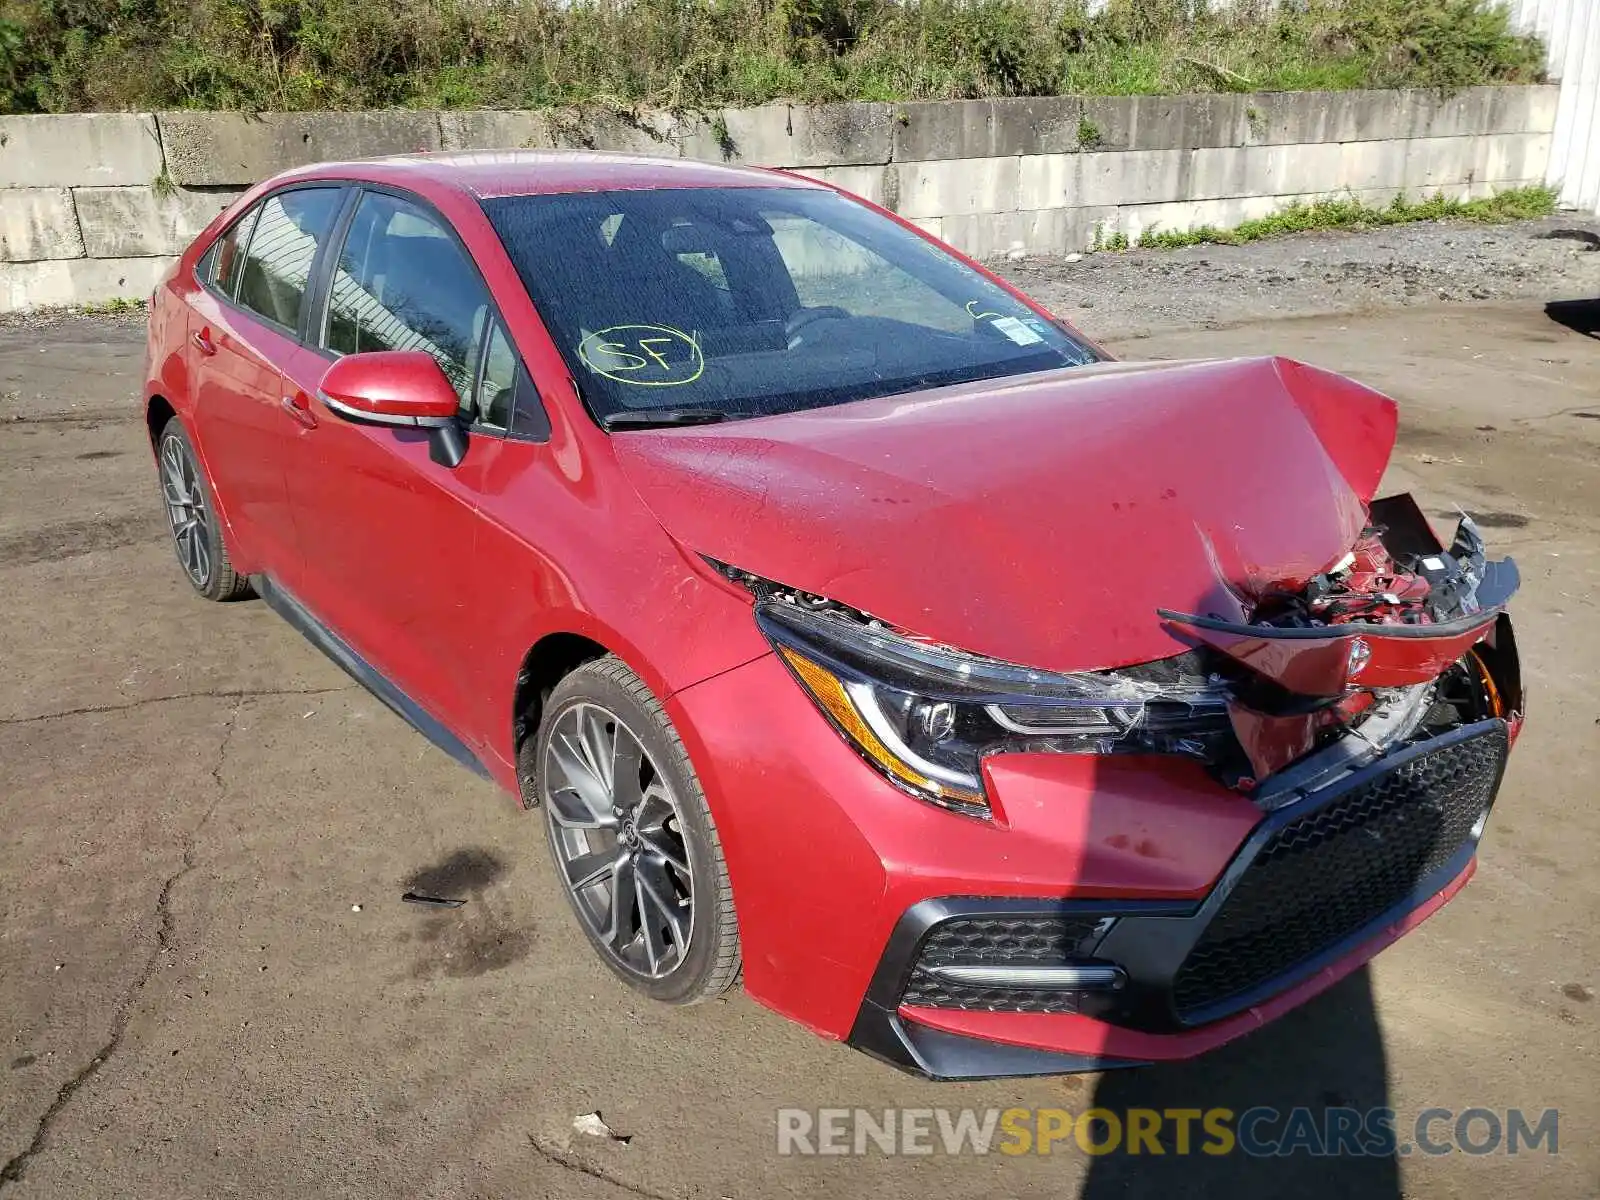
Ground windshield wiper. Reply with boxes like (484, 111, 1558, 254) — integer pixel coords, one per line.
(603, 408, 731, 430)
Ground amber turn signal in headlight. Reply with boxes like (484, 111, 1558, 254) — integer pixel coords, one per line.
(776, 646, 990, 812)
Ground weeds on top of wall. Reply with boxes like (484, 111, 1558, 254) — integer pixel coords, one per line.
(0, 0, 1546, 115)
(1090, 184, 1559, 252)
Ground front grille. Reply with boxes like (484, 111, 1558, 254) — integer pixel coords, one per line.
(1173, 726, 1507, 1020)
(901, 914, 1105, 1013)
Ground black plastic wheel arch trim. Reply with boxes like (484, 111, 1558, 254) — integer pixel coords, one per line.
(254, 574, 492, 780)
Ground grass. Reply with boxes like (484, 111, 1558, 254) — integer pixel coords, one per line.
(0, 0, 1547, 114)
(76, 296, 145, 315)
(1090, 185, 1559, 252)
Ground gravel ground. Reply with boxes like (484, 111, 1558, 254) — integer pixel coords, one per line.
(999, 216, 1600, 338)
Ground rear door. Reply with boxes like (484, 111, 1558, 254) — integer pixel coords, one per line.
(281, 186, 551, 743)
(186, 186, 345, 577)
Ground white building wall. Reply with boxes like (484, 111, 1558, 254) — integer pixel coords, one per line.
(1509, 0, 1600, 213)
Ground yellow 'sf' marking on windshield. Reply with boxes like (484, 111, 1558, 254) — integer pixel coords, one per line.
(578, 324, 705, 387)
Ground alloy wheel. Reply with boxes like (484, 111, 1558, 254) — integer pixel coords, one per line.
(160, 433, 212, 588)
(542, 702, 695, 979)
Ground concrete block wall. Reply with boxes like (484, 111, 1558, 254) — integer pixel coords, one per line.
(0, 114, 242, 310)
(0, 85, 1560, 311)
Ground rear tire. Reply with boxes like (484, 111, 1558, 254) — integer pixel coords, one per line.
(533, 656, 741, 1004)
(157, 417, 251, 602)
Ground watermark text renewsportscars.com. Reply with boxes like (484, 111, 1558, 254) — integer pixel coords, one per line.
(776, 1106, 1559, 1158)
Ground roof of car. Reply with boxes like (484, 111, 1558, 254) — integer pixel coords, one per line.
(278, 150, 823, 200)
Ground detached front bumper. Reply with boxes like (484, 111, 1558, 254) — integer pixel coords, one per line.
(668, 650, 1513, 1080)
(853, 860, 1477, 1078)
(849, 720, 1507, 1079)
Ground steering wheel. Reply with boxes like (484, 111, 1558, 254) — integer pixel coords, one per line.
(785, 306, 851, 347)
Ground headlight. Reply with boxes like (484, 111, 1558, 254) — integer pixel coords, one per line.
(753, 594, 1231, 818)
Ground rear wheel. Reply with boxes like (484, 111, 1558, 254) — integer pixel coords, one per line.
(533, 657, 741, 1003)
(157, 417, 250, 601)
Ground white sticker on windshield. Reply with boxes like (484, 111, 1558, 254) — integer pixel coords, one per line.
(992, 316, 1043, 346)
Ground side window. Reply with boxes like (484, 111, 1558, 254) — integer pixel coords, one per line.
(480, 321, 550, 440)
(478, 322, 518, 429)
(235, 189, 342, 332)
(204, 206, 259, 299)
(322, 191, 494, 424)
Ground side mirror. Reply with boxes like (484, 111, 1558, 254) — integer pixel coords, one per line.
(318, 350, 468, 467)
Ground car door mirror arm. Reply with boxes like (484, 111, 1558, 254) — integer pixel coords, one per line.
(427, 421, 469, 468)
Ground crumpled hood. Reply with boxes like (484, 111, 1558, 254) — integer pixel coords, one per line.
(613, 356, 1398, 672)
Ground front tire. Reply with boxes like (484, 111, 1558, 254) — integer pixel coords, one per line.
(532, 657, 741, 1004)
(157, 417, 250, 602)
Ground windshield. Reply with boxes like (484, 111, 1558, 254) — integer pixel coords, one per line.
(482, 187, 1099, 425)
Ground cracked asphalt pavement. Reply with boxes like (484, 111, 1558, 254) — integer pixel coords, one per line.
(2, 245, 1598, 1197)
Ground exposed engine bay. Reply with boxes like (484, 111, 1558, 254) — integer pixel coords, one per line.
(1252, 496, 1503, 630)
(1156, 492, 1521, 803)
(715, 492, 1521, 815)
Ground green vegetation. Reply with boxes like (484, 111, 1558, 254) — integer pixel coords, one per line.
(76, 296, 145, 314)
(1091, 184, 1558, 252)
(0, 0, 1546, 114)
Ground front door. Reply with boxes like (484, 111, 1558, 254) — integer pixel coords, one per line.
(281, 188, 520, 741)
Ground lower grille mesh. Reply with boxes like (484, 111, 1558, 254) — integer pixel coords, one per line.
(901, 914, 1105, 1013)
(1173, 726, 1507, 1019)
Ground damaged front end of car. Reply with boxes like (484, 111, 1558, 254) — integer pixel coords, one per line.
(705, 499, 1523, 1074)
(1157, 492, 1521, 809)
(709, 490, 1520, 821)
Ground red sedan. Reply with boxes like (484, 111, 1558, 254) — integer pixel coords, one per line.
(143, 151, 1523, 1079)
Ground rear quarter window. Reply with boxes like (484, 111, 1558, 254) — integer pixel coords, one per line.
(202, 206, 260, 299)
